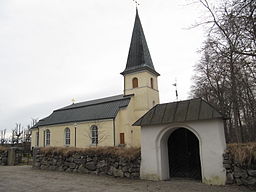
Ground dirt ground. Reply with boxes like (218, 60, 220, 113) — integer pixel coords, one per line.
(0, 166, 251, 192)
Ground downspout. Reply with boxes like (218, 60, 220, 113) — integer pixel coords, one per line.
(74, 123, 77, 148)
(113, 118, 116, 146)
(124, 76, 126, 96)
(37, 127, 39, 147)
(43, 130, 45, 147)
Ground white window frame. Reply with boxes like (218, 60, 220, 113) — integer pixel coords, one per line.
(45, 129, 50, 146)
(90, 125, 98, 145)
(65, 127, 70, 146)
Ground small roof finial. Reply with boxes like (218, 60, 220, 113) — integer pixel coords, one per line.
(132, 0, 140, 8)
(71, 98, 75, 104)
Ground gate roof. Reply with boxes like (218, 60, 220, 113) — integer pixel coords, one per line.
(133, 98, 226, 126)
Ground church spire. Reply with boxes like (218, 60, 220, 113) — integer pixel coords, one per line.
(121, 9, 159, 76)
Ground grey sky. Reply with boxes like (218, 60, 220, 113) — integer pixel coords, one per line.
(0, 0, 207, 134)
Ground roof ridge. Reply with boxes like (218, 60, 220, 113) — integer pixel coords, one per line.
(201, 99, 227, 119)
(132, 104, 158, 126)
(55, 94, 131, 112)
(158, 97, 202, 106)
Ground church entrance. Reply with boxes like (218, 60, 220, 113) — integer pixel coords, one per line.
(168, 128, 201, 180)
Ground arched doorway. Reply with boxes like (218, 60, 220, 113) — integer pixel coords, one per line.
(168, 128, 201, 180)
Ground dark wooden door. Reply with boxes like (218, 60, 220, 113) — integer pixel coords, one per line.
(168, 128, 201, 180)
(120, 133, 125, 145)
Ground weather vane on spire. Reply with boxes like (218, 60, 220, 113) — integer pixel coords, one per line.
(172, 79, 179, 101)
(132, 0, 140, 7)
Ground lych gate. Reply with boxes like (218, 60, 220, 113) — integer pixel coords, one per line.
(168, 128, 201, 180)
(133, 98, 227, 185)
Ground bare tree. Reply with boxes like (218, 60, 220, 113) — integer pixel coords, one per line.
(23, 118, 38, 143)
(22, 125, 32, 143)
(197, 0, 256, 57)
(31, 118, 38, 127)
(12, 123, 23, 144)
(0, 129, 6, 145)
(191, 0, 256, 143)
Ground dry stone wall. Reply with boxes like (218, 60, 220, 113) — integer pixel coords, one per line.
(33, 148, 141, 179)
(223, 152, 256, 188)
(0, 150, 8, 165)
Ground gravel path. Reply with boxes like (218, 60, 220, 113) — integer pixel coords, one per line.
(0, 166, 251, 192)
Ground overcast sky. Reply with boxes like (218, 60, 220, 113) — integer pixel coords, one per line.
(0, 0, 209, 134)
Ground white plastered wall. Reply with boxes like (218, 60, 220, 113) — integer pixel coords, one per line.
(140, 119, 226, 185)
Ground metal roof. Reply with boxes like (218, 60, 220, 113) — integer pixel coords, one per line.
(133, 98, 225, 126)
(121, 9, 159, 76)
(58, 95, 127, 110)
(33, 94, 131, 128)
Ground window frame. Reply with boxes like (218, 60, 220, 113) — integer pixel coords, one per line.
(45, 129, 50, 146)
(132, 77, 138, 88)
(90, 125, 98, 145)
(64, 127, 71, 146)
(36, 131, 39, 146)
(150, 78, 154, 89)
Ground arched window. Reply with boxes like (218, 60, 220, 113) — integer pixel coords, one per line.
(36, 132, 39, 146)
(65, 128, 70, 145)
(90, 125, 98, 145)
(132, 77, 138, 88)
(45, 129, 50, 146)
(150, 78, 154, 89)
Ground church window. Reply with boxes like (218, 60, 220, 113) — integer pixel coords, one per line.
(65, 128, 70, 146)
(45, 129, 50, 146)
(150, 78, 154, 89)
(132, 77, 138, 88)
(91, 125, 98, 145)
(36, 132, 39, 146)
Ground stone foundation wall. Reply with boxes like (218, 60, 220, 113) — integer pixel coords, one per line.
(223, 152, 256, 187)
(0, 150, 8, 165)
(33, 148, 140, 179)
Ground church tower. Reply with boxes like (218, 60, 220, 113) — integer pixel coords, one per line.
(121, 9, 160, 114)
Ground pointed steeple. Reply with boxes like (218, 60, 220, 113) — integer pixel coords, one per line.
(121, 9, 159, 76)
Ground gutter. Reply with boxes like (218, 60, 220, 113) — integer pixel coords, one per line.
(113, 118, 116, 146)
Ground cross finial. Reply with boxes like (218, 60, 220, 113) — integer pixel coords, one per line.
(132, 0, 140, 7)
